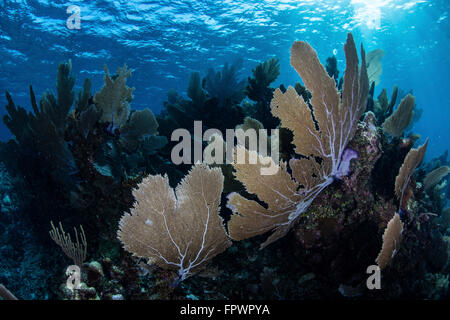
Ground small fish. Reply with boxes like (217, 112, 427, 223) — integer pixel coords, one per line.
(104, 110, 120, 136)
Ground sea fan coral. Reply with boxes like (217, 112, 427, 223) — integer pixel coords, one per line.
(94, 64, 134, 128)
(382, 94, 415, 137)
(226, 33, 369, 248)
(394, 139, 428, 207)
(424, 166, 450, 192)
(366, 48, 384, 86)
(120, 108, 160, 152)
(376, 212, 404, 270)
(117, 164, 231, 281)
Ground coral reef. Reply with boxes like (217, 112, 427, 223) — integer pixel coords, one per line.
(0, 31, 448, 301)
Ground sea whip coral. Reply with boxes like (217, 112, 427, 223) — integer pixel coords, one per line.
(226, 33, 369, 248)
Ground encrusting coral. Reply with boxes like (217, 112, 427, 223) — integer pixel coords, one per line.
(117, 164, 231, 281)
(226, 33, 369, 248)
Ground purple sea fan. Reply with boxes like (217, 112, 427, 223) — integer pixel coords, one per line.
(226, 33, 369, 248)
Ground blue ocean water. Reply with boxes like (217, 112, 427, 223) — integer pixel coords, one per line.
(0, 0, 449, 159)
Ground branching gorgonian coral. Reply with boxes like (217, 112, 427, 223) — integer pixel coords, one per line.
(49, 221, 87, 267)
(226, 33, 369, 248)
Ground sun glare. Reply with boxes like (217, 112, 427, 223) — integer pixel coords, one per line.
(351, 0, 393, 29)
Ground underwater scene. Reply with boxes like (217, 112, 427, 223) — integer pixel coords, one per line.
(0, 0, 449, 303)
